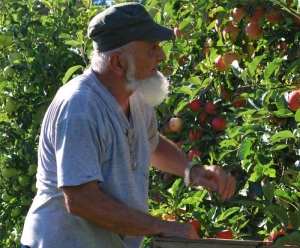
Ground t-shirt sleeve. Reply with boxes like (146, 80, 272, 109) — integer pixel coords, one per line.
(55, 115, 103, 188)
(147, 108, 159, 153)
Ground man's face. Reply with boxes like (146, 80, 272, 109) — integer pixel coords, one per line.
(129, 41, 167, 80)
(124, 43, 169, 107)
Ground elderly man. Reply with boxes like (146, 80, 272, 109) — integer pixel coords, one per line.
(21, 2, 236, 248)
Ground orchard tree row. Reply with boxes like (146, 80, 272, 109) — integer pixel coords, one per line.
(0, 0, 104, 246)
(0, 0, 299, 247)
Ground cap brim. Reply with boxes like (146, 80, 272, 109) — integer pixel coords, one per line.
(135, 23, 174, 41)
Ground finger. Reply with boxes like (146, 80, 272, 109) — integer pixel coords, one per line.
(221, 175, 236, 201)
(217, 174, 227, 197)
(195, 176, 218, 191)
(228, 176, 236, 198)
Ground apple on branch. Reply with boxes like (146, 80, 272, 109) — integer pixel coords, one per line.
(245, 23, 263, 40)
(267, 9, 282, 24)
(223, 51, 241, 66)
(169, 117, 184, 132)
(205, 101, 218, 114)
(232, 92, 246, 108)
(233, 7, 248, 23)
(216, 229, 233, 239)
(288, 90, 300, 111)
(214, 55, 229, 71)
(222, 24, 240, 43)
(189, 130, 203, 142)
(188, 99, 201, 112)
(249, 8, 266, 24)
(188, 149, 202, 161)
(211, 116, 227, 131)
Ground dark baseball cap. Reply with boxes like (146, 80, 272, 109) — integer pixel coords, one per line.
(88, 2, 174, 52)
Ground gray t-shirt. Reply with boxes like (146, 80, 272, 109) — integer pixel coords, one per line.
(21, 68, 159, 248)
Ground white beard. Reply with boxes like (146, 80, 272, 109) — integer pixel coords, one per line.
(125, 55, 169, 107)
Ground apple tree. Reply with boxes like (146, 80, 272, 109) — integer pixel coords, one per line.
(0, 0, 105, 246)
(145, 0, 300, 245)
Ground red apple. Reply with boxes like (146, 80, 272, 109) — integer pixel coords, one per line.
(169, 117, 184, 132)
(163, 124, 174, 135)
(294, 16, 300, 27)
(176, 140, 186, 149)
(189, 130, 203, 142)
(174, 27, 182, 37)
(178, 56, 186, 66)
(198, 112, 208, 124)
(188, 220, 201, 231)
(221, 87, 231, 100)
(211, 116, 227, 131)
(232, 92, 246, 108)
(288, 90, 300, 111)
(222, 24, 240, 43)
(214, 55, 229, 71)
(188, 99, 202, 112)
(216, 229, 233, 239)
(277, 42, 288, 55)
(162, 173, 171, 181)
(223, 51, 241, 65)
(245, 23, 263, 40)
(267, 9, 282, 24)
(233, 7, 248, 23)
(249, 8, 266, 24)
(188, 149, 202, 160)
(205, 101, 218, 114)
(163, 66, 172, 75)
(267, 228, 285, 242)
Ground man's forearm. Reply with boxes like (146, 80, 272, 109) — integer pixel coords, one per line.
(63, 180, 182, 237)
(150, 134, 189, 177)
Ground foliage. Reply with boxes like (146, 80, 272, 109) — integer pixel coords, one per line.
(146, 0, 300, 246)
(0, 0, 299, 247)
(0, 0, 104, 246)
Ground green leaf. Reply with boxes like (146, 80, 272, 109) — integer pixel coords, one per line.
(219, 140, 237, 148)
(230, 195, 264, 208)
(179, 190, 207, 206)
(263, 168, 276, 178)
(238, 139, 253, 160)
(176, 86, 192, 95)
(274, 232, 300, 246)
(168, 178, 182, 197)
(264, 205, 288, 229)
(270, 144, 288, 151)
(289, 209, 300, 230)
(262, 182, 275, 203)
(271, 109, 293, 117)
(179, 18, 194, 30)
(274, 189, 293, 203)
(62, 65, 83, 84)
(188, 76, 202, 85)
(270, 130, 295, 143)
(174, 99, 189, 115)
(64, 40, 82, 47)
(263, 57, 283, 80)
(285, 58, 300, 76)
(248, 55, 265, 78)
(295, 109, 300, 122)
(217, 207, 240, 221)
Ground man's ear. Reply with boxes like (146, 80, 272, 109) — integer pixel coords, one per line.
(109, 53, 126, 76)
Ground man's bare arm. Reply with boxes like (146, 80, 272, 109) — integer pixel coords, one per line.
(62, 180, 199, 239)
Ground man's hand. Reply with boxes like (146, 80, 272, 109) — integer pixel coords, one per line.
(191, 165, 236, 201)
(160, 221, 200, 239)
